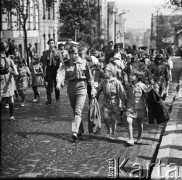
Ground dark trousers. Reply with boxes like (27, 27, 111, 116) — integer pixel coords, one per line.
(1, 96, 14, 117)
(18, 90, 26, 102)
(46, 66, 60, 102)
(32, 86, 40, 99)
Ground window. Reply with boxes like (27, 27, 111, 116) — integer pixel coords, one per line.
(43, 0, 45, 19)
(1, 8, 8, 30)
(7, 10, 12, 30)
(18, 44, 23, 58)
(43, 34, 46, 51)
(48, 7, 51, 19)
(52, 3, 55, 20)
(28, 4, 31, 30)
(34, 43, 38, 53)
(33, 2, 38, 30)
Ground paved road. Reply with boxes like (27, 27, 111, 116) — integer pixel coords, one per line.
(1, 57, 181, 178)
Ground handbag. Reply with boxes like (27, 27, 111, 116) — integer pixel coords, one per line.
(39, 76, 45, 86)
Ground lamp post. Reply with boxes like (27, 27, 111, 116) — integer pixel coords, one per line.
(75, 29, 79, 42)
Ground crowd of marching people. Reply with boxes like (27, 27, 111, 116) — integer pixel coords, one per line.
(1, 38, 174, 144)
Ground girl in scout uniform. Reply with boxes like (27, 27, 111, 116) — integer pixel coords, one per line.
(15, 59, 31, 107)
(96, 63, 126, 139)
(30, 55, 43, 102)
(56, 46, 95, 142)
(124, 75, 148, 146)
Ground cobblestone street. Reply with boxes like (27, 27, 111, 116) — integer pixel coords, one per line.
(1, 57, 181, 178)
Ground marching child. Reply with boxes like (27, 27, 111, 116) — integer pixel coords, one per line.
(30, 55, 43, 102)
(0, 41, 18, 120)
(15, 59, 31, 107)
(96, 63, 126, 139)
(124, 75, 148, 146)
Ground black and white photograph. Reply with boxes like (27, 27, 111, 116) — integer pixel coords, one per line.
(1, 0, 182, 178)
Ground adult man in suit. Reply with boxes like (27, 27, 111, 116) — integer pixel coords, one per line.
(104, 41, 114, 65)
(42, 39, 63, 104)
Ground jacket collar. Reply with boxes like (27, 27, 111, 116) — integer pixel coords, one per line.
(73, 57, 82, 64)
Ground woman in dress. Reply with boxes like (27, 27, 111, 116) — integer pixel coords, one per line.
(15, 59, 31, 107)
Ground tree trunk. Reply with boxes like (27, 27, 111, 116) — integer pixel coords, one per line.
(23, 25, 29, 67)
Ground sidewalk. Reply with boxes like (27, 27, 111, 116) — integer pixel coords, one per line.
(151, 57, 182, 179)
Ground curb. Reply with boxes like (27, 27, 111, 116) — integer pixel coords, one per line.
(151, 61, 182, 179)
(175, 67, 182, 99)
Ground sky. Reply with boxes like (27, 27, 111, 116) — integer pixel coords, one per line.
(111, 0, 174, 30)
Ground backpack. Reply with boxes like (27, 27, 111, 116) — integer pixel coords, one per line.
(0, 56, 9, 75)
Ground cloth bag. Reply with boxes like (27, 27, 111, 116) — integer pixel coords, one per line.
(88, 97, 101, 134)
(147, 89, 170, 124)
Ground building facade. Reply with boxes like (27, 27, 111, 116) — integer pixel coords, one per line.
(151, 14, 182, 50)
(1, 0, 60, 58)
(143, 29, 151, 49)
(1, 0, 126, 56)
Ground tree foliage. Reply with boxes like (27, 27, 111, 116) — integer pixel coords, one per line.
(170, 0, 182, 7)
(59, 0, 99, 44)
(157, 14, 182, 49)
(162, 0, 182, 11)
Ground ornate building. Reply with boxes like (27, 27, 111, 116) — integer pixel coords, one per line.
(1, 0, 60, 58)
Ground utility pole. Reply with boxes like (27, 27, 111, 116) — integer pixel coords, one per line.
(150, 14, 153, 51)
(98, 0, 100, 41)
(156, 10, 159, 51)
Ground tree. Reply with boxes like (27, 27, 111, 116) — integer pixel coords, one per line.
(1, 0, 39, 66)
(59, 0, 99, 45)
(170, 0, 182, 7)
(162, 0, 182, 11)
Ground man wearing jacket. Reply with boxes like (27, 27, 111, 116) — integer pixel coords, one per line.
(42, 39, 63, 104)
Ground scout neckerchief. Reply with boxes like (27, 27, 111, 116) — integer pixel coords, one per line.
(105, 77, 115, 98)
(50, 49, 54, 66)
(74, 57, 82, 79)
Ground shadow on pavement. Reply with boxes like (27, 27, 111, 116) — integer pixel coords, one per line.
(137, 155, 152, 161)
(15, 131, 127, 144)
(79, 134, 126, 144)
(15, 131, 73, 143)
(159, 145, 182, 151)
(159, 157, 182, 167)
(141, 137, 160, 142)
(164, 129, 182, 135)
